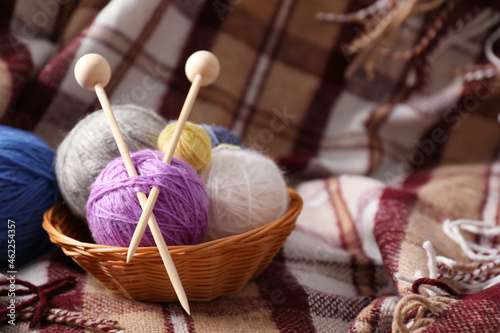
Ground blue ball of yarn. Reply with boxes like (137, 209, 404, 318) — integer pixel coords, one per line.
(0, 125, 59, 266)
(201, 124, 243, 148)
(166, 120, 242, 148)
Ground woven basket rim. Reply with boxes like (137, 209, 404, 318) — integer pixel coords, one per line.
(43, 188, 302, 255)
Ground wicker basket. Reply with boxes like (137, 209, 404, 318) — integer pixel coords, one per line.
(42, 188, 302, 302)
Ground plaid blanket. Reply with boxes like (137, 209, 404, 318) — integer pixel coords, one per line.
(2, 0, 500, 332)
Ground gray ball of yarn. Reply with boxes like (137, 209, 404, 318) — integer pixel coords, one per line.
(56, 105, 167, 218)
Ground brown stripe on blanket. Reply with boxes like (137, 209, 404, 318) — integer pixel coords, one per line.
(276, 6, 343, 78)
(59, 0, 110, 47)
(416, 164, 488, 219)
(217, 1, 275, 51)
(101, 0, 171, 99)
(187, 284, 276, 332)
(201, 1, 282, 131)
(78, 0, 111, 10)
(365, 103, 395, 175)
(0, 59, 12, 122)
(284, 254, 368, 287)
(232, 0, 296, 138)
(85, 24, 172, 83)
(307, 292, 374, 323)
(159, 0, 224, 120)
(415, 76, 498, 170)
(351, 255, 377, 296)
(256, 250, 316, 332)
(326, 177, 365, 255)
(291, 1, 364, 169)
(365, 75, 412, 175)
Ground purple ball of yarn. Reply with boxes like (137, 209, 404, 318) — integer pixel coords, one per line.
(86, 149, 209, 247)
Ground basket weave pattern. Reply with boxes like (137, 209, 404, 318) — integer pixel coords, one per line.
(43, 189, 302, 302)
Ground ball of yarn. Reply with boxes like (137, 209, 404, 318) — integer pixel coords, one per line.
(0, 125, 59, 265)
(87, 150, 209, 247)
(200, 124, 242, 148)
(56, 105, 167, 218)
(157, 121, 211, 171)
(199, 149, 289, 240)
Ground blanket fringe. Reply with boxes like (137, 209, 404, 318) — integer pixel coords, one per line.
(392, 293, 457, 333)
(317, 0, 500, 81)
(0, 277, 124, 332)
(396, 240, 500, 293)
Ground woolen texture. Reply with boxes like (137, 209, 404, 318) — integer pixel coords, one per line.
(56, 105, 167, 218)
(201, 124, 243, 148)
(86, 150, 209, 247)
(157, 121, 211, 171)
(199, 149, 288, 240)
(0, 125, 59, 265)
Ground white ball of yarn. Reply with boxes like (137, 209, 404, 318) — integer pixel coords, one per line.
(199, 149, 289, 240)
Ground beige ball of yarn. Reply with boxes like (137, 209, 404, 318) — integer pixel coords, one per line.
(199, 149, 289, 240)
(56, 105, 167, 218)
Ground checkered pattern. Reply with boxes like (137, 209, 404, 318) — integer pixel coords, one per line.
(2, 0, 500, 332)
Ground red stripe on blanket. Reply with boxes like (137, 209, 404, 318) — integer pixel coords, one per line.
(419, 283, 500, 332)
(348, 295, 386, 333)
(256, 251, 316, 332)
(373, 188, 417, 283)
(161, 305, 197, 333)
(358, 295, 383, 332)
(0, 33, 33, 120)
(11, 32, 84, 131)
(400, 167, 435, 191)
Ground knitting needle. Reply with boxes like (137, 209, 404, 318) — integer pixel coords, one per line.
(74, 53, 190, 315)
(126, 51, 220, 262)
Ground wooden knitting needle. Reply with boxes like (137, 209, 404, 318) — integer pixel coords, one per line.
(126, 51, 220, 262)
(74, 53, 190, 315)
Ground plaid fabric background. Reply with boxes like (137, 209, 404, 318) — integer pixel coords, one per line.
(2, 0, 500, 332)
(3, 0, 500, 179)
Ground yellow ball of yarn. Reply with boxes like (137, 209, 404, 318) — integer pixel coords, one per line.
(157, 121, 212, 171)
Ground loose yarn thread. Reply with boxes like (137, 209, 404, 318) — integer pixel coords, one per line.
(158, 121, 212, 171)
(86, 150, 209, 247)
(56, 105, 167, 218)
(199, 149, 288, 240)
(443, 219, 500, 261)
(0, 125, 59, 265)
